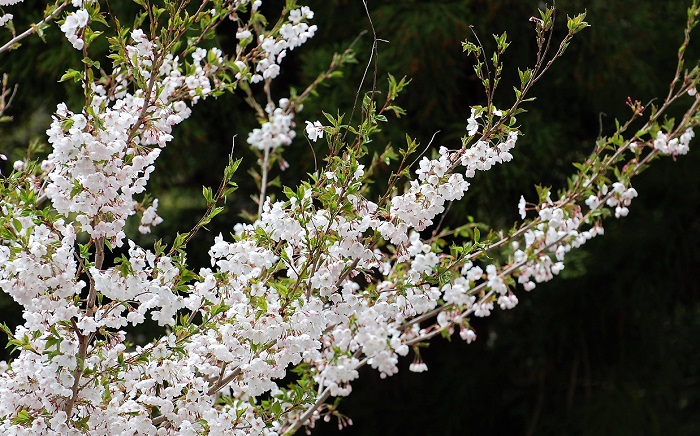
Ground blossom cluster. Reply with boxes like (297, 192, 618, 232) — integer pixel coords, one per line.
(247, 99, 297, 151)
(653, 127, 694, 155)
(387, 127, 517, 236)
(43, 30, 223, 244)
(251, 6, 316, 83)
(60, 7, 90, 50)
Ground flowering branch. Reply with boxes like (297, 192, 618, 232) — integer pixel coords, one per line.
(1, 0, 699, 434)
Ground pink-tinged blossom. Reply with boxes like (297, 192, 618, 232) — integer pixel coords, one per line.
(246, 7, 316, 83)
(460, 328, 477, 343)
(60, 9, 89, 49)
(409, 362, 428, 373)
(0, 13, 12, 27)
(43, 33, 223, 245)
(518, 195, 527, 218)
(236, 29, 252, 39)
(585, 195, 600, 210)
(248, 99, 296, 150)
(498, 294, 519, 310)
(473, 302, 494, 317)
(654, 128, 695, 155)
(305, 120, 324, 142)
(139, 199, 163, 234)
(466, 108, 481, 136)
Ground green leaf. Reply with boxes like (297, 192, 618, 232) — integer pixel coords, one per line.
(567, 12, 590, 34)
(12, 409, 32, 425)
(461, 40, 480, 55)
(59, 69, 82, 83)
(202, 186, 213, 204)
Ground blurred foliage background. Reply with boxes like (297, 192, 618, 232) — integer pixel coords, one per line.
(1, 0, 700, 434)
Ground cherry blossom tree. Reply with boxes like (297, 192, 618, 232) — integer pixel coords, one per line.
(1, 0, 699, 434)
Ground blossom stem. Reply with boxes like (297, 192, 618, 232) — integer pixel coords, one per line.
(258, 146, 271, 217)
(0, 0, 70, 54)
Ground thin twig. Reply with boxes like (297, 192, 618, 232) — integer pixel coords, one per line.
(0, 1, 70, 54)
(343, 0, 382, 142)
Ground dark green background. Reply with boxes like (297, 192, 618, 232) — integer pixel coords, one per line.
(1, 1, 699, 434)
